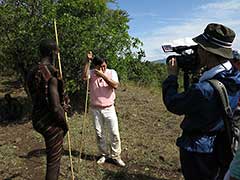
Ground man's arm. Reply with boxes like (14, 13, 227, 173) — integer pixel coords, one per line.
(82, 51, 93, 80)
(95, 69, 119, 89)
(48, 77, 68, 134)
(82, 61, 90, 80)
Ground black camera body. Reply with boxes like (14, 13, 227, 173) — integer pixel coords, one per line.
(162, 45, 199, 91)
(162, 45, 199, 73)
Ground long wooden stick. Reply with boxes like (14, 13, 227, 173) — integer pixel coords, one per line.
(78, 60, 91, 166)
(54, 19, 75, 180)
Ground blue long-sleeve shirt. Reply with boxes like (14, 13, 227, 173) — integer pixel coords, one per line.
(162, 65, 240, 153)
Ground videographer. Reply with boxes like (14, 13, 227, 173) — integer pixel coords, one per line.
(162, 23, 240, 180)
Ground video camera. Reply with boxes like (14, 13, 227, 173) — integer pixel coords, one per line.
(162, 45, 199, 73)
(162, 45, 199, 90)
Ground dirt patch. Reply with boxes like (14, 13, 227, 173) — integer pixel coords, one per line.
(0, 78, 183, 180)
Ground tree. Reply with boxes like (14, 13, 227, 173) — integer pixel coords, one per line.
(0, 0, 144, 95)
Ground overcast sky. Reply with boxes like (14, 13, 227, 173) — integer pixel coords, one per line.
(110, 0, 240, 61)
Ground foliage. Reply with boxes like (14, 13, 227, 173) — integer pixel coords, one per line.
(0, 77, 183, 179)
(1, 0, 58, 81)
(0, 0, 167, 97)
(1, 1, 136, 87)
(127, 61, 168, 87)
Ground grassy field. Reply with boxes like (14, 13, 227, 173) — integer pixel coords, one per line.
(0, 77, 184, 180)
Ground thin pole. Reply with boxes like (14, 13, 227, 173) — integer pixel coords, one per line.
(54, 19, 75, 180)
(78, 60, 91, 166)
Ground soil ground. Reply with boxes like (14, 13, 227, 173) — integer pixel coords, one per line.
(0, 76, 183, 180)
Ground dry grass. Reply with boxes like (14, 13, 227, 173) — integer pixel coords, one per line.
(0, 78, 184, 180)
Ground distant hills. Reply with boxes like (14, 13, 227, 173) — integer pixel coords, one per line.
(151, 58, 166, 64)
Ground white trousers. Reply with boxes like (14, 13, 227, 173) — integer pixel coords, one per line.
(90, 105, 121, 159)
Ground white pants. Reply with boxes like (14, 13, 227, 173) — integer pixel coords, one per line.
(91, 105, 121, 159)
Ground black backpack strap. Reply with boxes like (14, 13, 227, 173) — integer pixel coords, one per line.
(208, 79, 233, 144)
(232, 106, 240, 154)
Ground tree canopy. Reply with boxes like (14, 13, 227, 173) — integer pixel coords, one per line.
(0, 0, 146, 91)
(0, 0, 168, 101)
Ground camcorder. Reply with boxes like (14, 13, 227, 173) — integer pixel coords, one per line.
(162, 45, 199, 73)
(162, 45, 199, 90)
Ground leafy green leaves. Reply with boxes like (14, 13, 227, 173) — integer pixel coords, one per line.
(0, 0, 166, 94)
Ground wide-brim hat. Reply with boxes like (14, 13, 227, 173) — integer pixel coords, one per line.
(192, 23, 235, 59)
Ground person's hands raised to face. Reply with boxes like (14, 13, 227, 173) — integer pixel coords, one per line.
(95, 62, 107, 78)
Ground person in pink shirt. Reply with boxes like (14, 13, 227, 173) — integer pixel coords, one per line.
(82, 51, 125, 167)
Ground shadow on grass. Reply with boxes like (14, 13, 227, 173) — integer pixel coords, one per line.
(20, 148, 131, 167)
(102, 169, 165, 180)
(20, 149, 173, 180)
(19, 148, 98, 161)
(3, 173, 21, 180)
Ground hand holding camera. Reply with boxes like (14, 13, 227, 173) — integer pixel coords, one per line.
(167, 57, 179, 76)
(162, 45, 198, 73)
(162, 45, 199, 90)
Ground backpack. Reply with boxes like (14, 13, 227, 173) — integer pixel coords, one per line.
(208, 79, 240, 156)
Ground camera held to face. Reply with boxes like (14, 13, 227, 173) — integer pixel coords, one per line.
(162, 45, 201, 91)
(162, 45, 199, 73)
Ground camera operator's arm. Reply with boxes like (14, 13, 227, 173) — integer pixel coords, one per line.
(162, 57, 205, 115)
(162, 57, 181, 114)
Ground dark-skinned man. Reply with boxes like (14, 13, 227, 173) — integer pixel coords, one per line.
(27, 39, 68, 180)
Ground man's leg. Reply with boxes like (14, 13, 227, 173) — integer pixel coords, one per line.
(180, 148, 218, 180)
(44, 126, 64, 180)
(102, 106, 125, 167)
(91, 108, 108, 157)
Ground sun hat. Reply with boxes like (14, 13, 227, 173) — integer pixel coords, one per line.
(192, 23, 235, 59)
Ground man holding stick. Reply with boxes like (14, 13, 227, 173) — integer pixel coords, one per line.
(82, 51, 126, 167)
(27, 39, 68, 180)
